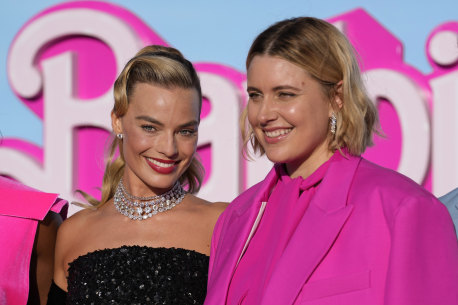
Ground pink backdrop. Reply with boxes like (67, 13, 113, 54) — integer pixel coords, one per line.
(1, 1, 457, 214)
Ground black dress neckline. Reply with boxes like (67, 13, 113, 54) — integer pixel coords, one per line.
(69, 245, 209, 265)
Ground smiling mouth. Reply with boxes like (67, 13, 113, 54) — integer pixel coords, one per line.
(264, 128, 292, 138)
(146, 157, 176, 168)
(145, 157, 178, 174)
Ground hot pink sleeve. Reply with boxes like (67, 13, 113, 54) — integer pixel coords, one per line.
(384, 196, 458, 305)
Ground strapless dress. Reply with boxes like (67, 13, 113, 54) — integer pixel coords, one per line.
(47, 245, 209, 305)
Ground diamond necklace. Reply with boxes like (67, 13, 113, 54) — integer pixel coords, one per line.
(113, 178, 186, 220)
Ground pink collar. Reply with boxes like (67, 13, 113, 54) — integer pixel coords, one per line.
(0, 177, 66, 220)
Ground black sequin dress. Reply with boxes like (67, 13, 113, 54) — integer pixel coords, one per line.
(53, 246, 209, 305)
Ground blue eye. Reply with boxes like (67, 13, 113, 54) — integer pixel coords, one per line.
(248, 92, 262, 100)
(278, 92, 296, 98)
(179, 129, 197, 136)
(141, 125, 156, 132)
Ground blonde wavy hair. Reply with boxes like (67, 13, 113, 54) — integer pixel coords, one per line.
(241, 17, 379, 158)
(80, 45, 204, 208)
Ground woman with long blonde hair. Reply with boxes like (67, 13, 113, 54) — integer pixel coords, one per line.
(47, 45, 226, 305)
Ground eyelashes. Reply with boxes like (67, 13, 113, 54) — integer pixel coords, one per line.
(247, 91, 297, 101)
(179, 129, 197, 137)
(141, 125, 157, 132)
(141, 125, 197, 137)
(278, 92, 296, 98)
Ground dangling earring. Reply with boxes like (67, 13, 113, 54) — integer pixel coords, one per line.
(330, 113, 337, 135)
(117, 133, 124, 140)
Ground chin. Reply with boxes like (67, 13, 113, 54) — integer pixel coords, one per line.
(264, 151, 288, 164)
(147, 176, 179, 190)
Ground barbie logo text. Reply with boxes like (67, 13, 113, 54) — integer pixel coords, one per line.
(1, 2, 457, 215)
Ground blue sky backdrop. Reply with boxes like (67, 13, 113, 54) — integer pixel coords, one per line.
(1, 0, 456, 145)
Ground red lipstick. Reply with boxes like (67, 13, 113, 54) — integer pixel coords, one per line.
(145, 157, 177, 174)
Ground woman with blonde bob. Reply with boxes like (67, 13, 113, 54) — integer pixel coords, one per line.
(47, 45, 226, 304)
(204, 17, 458, 305)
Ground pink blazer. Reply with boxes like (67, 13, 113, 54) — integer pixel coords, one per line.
(205, 155, 458, 305)
(0, 177, 68, 305)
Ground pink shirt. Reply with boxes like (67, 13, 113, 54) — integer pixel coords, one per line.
(227, 159, 330, 304)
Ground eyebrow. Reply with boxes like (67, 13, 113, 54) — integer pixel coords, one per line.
(272, 85, 301, 91)
(246, 86, 261, 92)
(135, 115, 199, 128)
(246, 85, 301, 92)
(136, 115, 163, 126)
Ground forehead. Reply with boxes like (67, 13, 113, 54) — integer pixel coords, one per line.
(127, 83, 200, 119)
(247, 55, 311, 86)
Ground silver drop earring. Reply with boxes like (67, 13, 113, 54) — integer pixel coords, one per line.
(117, 133, 123, 139)
(330, 113, 337, 135)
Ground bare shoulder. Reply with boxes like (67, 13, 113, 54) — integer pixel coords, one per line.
(57, 206, 97, 241)
(55, 206, 101, 258)
(181, 195, 228, 254)
(186, 194, 228, 219)
(53, 206, 98, 290)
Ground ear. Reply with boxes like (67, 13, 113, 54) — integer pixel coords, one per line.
(334, 81, 343, 109)
(333, 80, 343, 110)
(111, 111, 123, 134)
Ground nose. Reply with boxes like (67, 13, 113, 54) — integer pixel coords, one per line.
(157, 132, 178, 158)
(256, 97, 277, 126)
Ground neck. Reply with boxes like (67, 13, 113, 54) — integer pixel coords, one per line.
(286, 146, 333, 179)
(121, 174, 171, 198)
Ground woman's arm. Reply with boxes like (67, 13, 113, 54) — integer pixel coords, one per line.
(28, 211, 62, 305)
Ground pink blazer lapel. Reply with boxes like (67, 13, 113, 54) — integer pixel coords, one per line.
(207, 166, 280, 304)
(261, 154, 362, 304)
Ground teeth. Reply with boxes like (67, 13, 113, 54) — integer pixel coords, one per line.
(264, 129, 292, 138)
(147, 158, 175, 168)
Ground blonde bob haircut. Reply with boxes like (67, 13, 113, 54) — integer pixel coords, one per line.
(82, 45, 204, 208)
(241, 17, 379, 158)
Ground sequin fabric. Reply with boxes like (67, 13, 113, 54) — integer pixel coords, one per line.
(67, 246, 209, 305)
